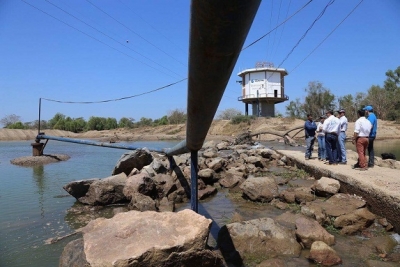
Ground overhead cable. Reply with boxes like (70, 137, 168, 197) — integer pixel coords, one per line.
(85, 0, 187, 67)
(276, 0, 336, 69)
(20, 0, 181, 79)
(242, 0, 313, 51)
(291, 0, 364, 73)
(44, 0, 183, 78)
(41, 78, 187, 104)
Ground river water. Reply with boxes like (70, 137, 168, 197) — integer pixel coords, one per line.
(0, 139, 399, 266)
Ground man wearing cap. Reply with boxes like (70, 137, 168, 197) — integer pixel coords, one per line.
(304, 113, 317, 160)
(364, 105, 377, 167)
(337, 109, 348, 164)
(322, 110, 340, 165)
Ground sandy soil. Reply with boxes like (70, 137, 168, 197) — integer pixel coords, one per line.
(1, 118, 399, 142)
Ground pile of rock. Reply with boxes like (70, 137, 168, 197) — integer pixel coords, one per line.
(60, 140, 399, 267)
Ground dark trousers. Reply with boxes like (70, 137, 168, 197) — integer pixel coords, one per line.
(325, 133, 338, 164)
(368, 137, 375, 166)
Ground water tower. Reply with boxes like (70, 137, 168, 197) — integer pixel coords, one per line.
(237, 62, 289, 117)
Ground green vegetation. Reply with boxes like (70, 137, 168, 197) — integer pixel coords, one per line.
(1, 108, 188, 132)
(324, 217, 340, 234)
(231, 114, 255, 124)
(285, 66, 400, 122)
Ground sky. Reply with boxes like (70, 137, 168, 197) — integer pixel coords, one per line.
(1, 0, 400, 125)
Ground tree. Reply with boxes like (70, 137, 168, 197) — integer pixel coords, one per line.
(303, 81, 335, 117)
(168, 109, 186, 124)
(7, 121, 26, 129)
(364, 85, 392, 120)
(48, 113, 66, 129)
(136, 117, 153, 127)
(383, 66, 400, 121)
(217, 108, 242, 120)
(118, 117, 135, 128)
(154, 116, 169, 126)
(384, 66, 400, 92)
(1, 114, 21, 127)
(87, 116, 106, 131)
(285, 98, 305, 119)
(105, 117, 118, 130)
(337, 94, 357, 122)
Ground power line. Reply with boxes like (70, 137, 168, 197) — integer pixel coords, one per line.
(291, 0, 364, 73)
(271, 0, 292, 61)
(20, 0, 180, 79)
(242, 0, 313, 51)
(44, 0, 183, 78)
(41, 78, 187, 104)
(276, 0, 336, 69)
(269, 0, 283, 62)
(85, 0, 187, 67)
(265, 0, 274, 60)
(117, 0, 188, 56)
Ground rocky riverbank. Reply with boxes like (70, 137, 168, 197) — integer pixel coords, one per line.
(57, 139, 400, 266)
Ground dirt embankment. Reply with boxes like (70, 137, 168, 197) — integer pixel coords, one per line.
(1, 118, 399, 142)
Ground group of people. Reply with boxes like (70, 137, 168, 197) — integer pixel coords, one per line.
(304, 105, 377, 170)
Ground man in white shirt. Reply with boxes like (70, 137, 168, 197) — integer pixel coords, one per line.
(322, 110, 340, 165)
(352, 109, 372, 170)
(337, 109, 348, 164)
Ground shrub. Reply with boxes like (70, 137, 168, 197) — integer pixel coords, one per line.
(230, 115, 254, 124)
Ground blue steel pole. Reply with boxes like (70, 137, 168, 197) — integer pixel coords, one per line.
(190, 150, 198, 212)
(38, 98, 41, 139)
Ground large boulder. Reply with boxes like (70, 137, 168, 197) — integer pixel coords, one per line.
(63, 178, 99, 200)
(112, 149, 153, 176)
(312, 177, 340, 197)
(334, 208, 376, 235)
(123, 173, 156, 199)
(295, 217, 335, 248)
(218, 217, 302, 265)
(319, 193, 366, 217)
(78, 173, 128, 206)
(308, 241, 342, 266)
(240, 176, 279, 202)
(75, 209, 221, 267)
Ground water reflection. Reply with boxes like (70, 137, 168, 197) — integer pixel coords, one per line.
(32, 165, 45, 218)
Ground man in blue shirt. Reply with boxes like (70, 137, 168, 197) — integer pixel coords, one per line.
(304, 114, 317, 160)
(364, 105, 377, 167)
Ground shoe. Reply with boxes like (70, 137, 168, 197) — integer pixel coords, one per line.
(368, 164, 374, 168)
(328, 162, 338, 165)
(338, 162, 347, 165)
(305, 157, 310, 160)
(352, 164, 360, 169)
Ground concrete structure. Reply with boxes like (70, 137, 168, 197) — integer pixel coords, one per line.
(237, 62, 288, 117)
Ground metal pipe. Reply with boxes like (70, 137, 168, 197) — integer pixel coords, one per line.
(190, 150, 198, 212)
(37, 98, 41, 140)
(36, 134, 167, 153)
(186, 0, 261, 151)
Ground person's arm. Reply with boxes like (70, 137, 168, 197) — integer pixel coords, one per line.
(352, 120, 360, 144)
(352, 131, 359, 145)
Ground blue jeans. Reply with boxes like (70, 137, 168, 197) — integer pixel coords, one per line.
(337, 132, 347, 163)
(305, 136, 315, 159)
(325, 133, 338, 164)
(317, 135, 326, 160)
